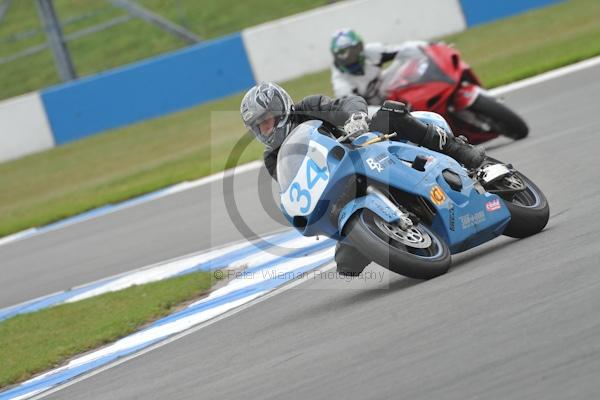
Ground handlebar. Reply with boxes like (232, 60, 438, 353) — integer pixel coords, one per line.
(358, 132, 397, 147)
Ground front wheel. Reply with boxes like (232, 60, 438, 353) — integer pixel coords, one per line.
(468, 93, 529, 140)
(346, 210, 451, 279)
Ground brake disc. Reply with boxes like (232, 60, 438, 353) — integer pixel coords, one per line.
(502, 174, 526, 191)
(374, 216, 432, 249)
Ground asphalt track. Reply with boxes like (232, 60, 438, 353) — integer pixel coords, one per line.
(8, 64, 600, 399)
(0, 161, 288, 309)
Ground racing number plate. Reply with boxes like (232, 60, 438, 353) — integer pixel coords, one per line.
(281, 141, 330, 217)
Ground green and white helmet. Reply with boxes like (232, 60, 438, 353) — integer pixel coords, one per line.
(330, 29, 365, 75)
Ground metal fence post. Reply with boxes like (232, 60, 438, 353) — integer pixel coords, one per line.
(0, 0, 12, 24)
(35, 0, 77, 81)
(108, 0, 200, 44)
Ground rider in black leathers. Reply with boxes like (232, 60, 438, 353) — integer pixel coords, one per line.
(240, 82, 484, 276)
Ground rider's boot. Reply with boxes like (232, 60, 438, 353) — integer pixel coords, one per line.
(335, 241, 370, 277)
(421, 124, 486, 169)
(370, 100, 485, 169)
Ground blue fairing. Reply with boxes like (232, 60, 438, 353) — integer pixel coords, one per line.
(338, 193, 405, 231)
(278, 121, 511, 254)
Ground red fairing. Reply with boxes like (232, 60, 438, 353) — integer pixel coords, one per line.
(452, 83, 480, 111)
(383, 42, 501, 143)
(388, 81, 452, 115)
(424, 43, 463, 83)
(425, 43, 483, 85)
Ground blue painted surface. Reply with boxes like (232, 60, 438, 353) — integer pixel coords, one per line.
(0, 186, 174, 248)
(0, 229, 307, 322)
(459, 0, 564, 26)
(41, 33, 256, 145)
(0, 279, 111, 322)
(0, 244, 333, 400)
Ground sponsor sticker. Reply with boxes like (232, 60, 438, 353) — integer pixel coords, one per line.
(373, 201, 401, 220)
(486, 198, 502, 212)
(448, 205, 455, 231)
(366, 153, 394, 173)
(366, 158, 384, 172)
(460, 211, 486, 229)
(430, 186, 447, 206)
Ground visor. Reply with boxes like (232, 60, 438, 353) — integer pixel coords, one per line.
(247, 113, 284, 143)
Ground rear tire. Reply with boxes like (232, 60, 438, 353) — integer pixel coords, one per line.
(483, 158, 549, 238)
(469, 94, 529, 140)
(501, 173, 549, 238)
(346, 210, 451, 279)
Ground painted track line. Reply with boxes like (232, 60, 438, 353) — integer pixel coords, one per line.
(489, 55, 600, 96)
(0, 161, 262, 248)
(2, 55, 600, 399)
(0, 229, 311, 321)
(0, 240, 335, 400)
(29, 261, 337, 400)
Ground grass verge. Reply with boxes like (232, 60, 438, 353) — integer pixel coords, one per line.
(0, 0, 599, 238)
(0, 270, 216, 389)
(0, 0, 330, 100)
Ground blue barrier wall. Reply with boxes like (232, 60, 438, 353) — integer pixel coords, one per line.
(459, 0, 564, 27)
(13, 1, 564, 150)
(41, 33, 255, 145)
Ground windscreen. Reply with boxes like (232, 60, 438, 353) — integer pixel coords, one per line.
(380, 44, 452, 93)
(276, 121, 321, 192)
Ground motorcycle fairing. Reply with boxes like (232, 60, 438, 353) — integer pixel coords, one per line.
(337, 192, 405, 233)
(452, 83, 481, 111)
(278, 122, 511, 254)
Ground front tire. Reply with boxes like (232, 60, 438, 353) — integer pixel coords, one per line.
(469, 94, 529, 140)
(346, 210, 451, 279)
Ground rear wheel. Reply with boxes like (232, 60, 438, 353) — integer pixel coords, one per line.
(346, 210, 451, 279)
(483, 158, 549, 238)
(467, 93, 529, 140)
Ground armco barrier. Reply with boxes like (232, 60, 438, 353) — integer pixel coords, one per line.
(459, 0, 564, 27)
(242, 0, 466, 83)
(0, 92, 54, 163)
(41, 33, 255, 145)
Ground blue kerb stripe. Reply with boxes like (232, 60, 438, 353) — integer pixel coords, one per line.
(244, 238, 334, 275)
(174, 229, 304, 275)
(33, 187, 173, 235)
(0, 257, 332, 400)
(0, 229, 305, 321)
(153, 240, 334, 329)
(174, 230, 328, 276)
(0, 340, 162, 400)
(149, 256, 333, 330)
(0, 278, 111, 322)
(4, 186, 174, 245)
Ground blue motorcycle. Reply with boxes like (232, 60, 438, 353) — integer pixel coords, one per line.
(277, 112, 549, 279)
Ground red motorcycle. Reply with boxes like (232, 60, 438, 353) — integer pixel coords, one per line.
(379, 42, 528, 144)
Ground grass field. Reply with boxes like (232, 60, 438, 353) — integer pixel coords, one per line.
(0, 0, 330, 100)
(1, 0, 599, 238)
(0, 270, 216, 388)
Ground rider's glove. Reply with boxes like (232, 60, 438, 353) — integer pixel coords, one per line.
(343, 112, 370, 137)
(456, 134, 469, 144)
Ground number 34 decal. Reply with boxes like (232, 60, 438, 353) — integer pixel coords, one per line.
(288, 158, 328, 214)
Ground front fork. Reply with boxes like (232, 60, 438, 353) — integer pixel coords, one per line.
(337, 186, 414, 234)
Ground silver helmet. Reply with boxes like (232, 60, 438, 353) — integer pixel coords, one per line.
(240, 82, 293, 149)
